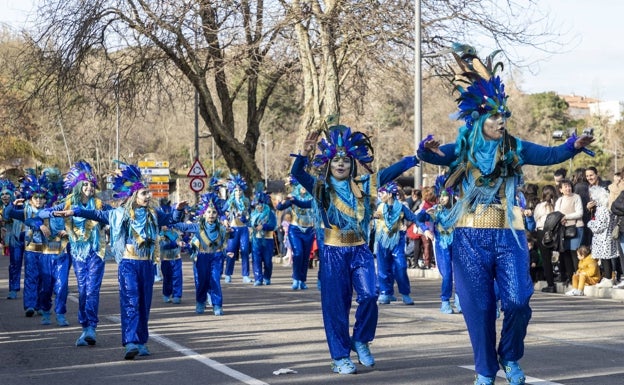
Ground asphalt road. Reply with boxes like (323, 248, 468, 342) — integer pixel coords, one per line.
(1, 255, 623, 385)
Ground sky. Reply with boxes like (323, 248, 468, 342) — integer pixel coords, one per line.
(1, 0, 624, 101)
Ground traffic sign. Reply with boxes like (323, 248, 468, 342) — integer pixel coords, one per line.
(189, 177, 205, 192)
(140, 167, 170, 176)
(187, 159, 208, 178)
(151, 191, 170, 199)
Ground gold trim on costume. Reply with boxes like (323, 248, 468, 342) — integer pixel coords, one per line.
(323, 228, 365, 246)
(456, 205, 524, 230)
(123, 244, 151, 261)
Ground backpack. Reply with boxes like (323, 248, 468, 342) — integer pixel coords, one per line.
(541, 211, 565, 250)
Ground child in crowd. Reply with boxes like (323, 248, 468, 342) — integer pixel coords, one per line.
(566, 245, 601, 296)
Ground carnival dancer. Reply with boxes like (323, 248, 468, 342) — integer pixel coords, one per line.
(158, 199, 184, 304)
(417, 44, 595, 385)
(276, 176, 315, 290)
(175, 192, 230, 315)
(5, 169, 66, 324)
(292, 122, 419, 374)
(373, 180, 419, 306)
(223, 173, 252, 283)
(414, 176, 461, 314)
(53, 162, 187, 359)
(249, 189, 277, 286)
(1, 178, 23, 300)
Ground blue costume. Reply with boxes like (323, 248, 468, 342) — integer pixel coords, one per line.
(291, 124, 418, 374)
(276, 177, 315, 290)
(223, 174, 252, 283)
(373, 181, 419, 305)
(159, 199, 184, 304)
(175, 192, 229, 315)
(5, 169, 65, 325)
(249, 191, 277, 286)
(417, 44, 594, 385)
(70, 162, 185, 360)
(0, 178, 24, 300)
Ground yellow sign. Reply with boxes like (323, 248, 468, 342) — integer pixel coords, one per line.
(138, 160, 169, 168)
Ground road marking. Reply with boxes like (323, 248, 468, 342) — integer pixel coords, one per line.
(460, 365, 564, 385)
(106, 315, 268, 385)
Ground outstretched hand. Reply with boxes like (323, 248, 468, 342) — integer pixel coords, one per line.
(422, 138, 445, 157)
(53, 210, 74, 217)
(175, 200, 188, 211)
(574, 134, 595, 149)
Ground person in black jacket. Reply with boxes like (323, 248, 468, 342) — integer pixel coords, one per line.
(610, 190, 624, 288)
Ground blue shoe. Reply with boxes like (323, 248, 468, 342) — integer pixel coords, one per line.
(213, 306, 223, 316)
(299, 281, 308, 290)
(331, 357, 357, 374)
(254, 280, 263, 286)
(378, 294, 391, 304)
(224, 275, 232, 283)
(172, 297, 181, 304)
(402, 294, 414, 305)
(388, 295, 398, 302)
(499, 359, 526, 385)
(242, 276, 253, 284)
(76, 329, 88, 347)
(124, 343, 139, 360)
(440, 301, 454, 314)
(196, 302, 206, 314)
(351, 340, 375, 367)
(84, 326, 97, 345)
(263, 279, 271, 285)
(40, 311, 51, 325)
(138, 344, 151, 356)
(474, 374, 496, 385)
(292, 280, 300, 290)
(25, 308, 35, 317)
(163, 295, 171, 303)
(56, 314, 69, 327)
(7, 290, 17, 299)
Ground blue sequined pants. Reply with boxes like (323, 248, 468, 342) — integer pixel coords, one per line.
(288, 226, 315, 283)
(451, 228, 533, 377)
(375, 235, 411, 296)
(118, 259, 155, 346)
(320, 243, 378, 360)
(73, 252, 105, 328)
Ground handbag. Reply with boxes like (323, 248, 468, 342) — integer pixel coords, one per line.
(564, 225, 577, 239)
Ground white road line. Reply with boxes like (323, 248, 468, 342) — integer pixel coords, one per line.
(105, 314, 269, 385)
(460, 365, 565, 385)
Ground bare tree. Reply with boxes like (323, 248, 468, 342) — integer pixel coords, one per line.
(26, 0, 297, 184)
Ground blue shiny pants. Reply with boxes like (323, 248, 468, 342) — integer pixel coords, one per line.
(288, 226, 315, 282)
(194, 252, 225, 306)
(320, 243, 378, 359)
(376, 235, 410, 296)
(22, 250, 41, 310)
(73, 252, 105, 328)
(252, 237, 274, 282)
(161, 258, 183, 299)
(36, 253, 55, 312)
(225, 226, 250, 277)
(8, 243, 24, 292)
(118, 259, 155, 346)
(435, 241, 454, 301)
(451, 228, 533, 377)
(53, 253, 71, 315)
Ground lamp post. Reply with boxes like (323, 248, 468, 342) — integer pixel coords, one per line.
(413, 1, 422, 189)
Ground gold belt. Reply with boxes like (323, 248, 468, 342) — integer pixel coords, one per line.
(456, 205, 524, 230)
(255, 230, 274, 239)
(323, 228, 365, 246)
(123, 244, 151, 261)
(25, 243, 62, 254)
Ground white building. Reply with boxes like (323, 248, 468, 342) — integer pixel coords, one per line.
(588, 100, 624, 124)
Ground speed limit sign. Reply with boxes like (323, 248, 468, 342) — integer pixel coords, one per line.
(189, 177, 205, 192)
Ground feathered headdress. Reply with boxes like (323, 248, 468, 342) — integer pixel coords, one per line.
(378, 181, 399, 196)
(207, 169, 226, 192)
(312, 125, 374, 173)
(448, 43, 511, 129)
(226, 172, 248, 193)
(111, 161, 148, 200)
(197, 191, 225, 216)
(20, 168, 49, 200)
(434, 174, 454, 198)
(42, 167, 65, 204)
(252, 191, 272, 206)
(64, 160, 98, 192)
(0, 178, 16, 198)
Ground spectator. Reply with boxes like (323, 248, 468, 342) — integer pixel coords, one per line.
(565, 245, 600, 296)
(417, 186, 436, 269)
(553, 167, 567, 185)
(534, 185, 559, 292)
(555, 179, 585, 284)
(587, 186, 619, 287)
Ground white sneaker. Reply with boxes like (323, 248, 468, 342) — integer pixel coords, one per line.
(614, 281, 624, 289)
(565, 289, 576, 296)
(573, 289, 584, 296)
(596, 278, 613, 288)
